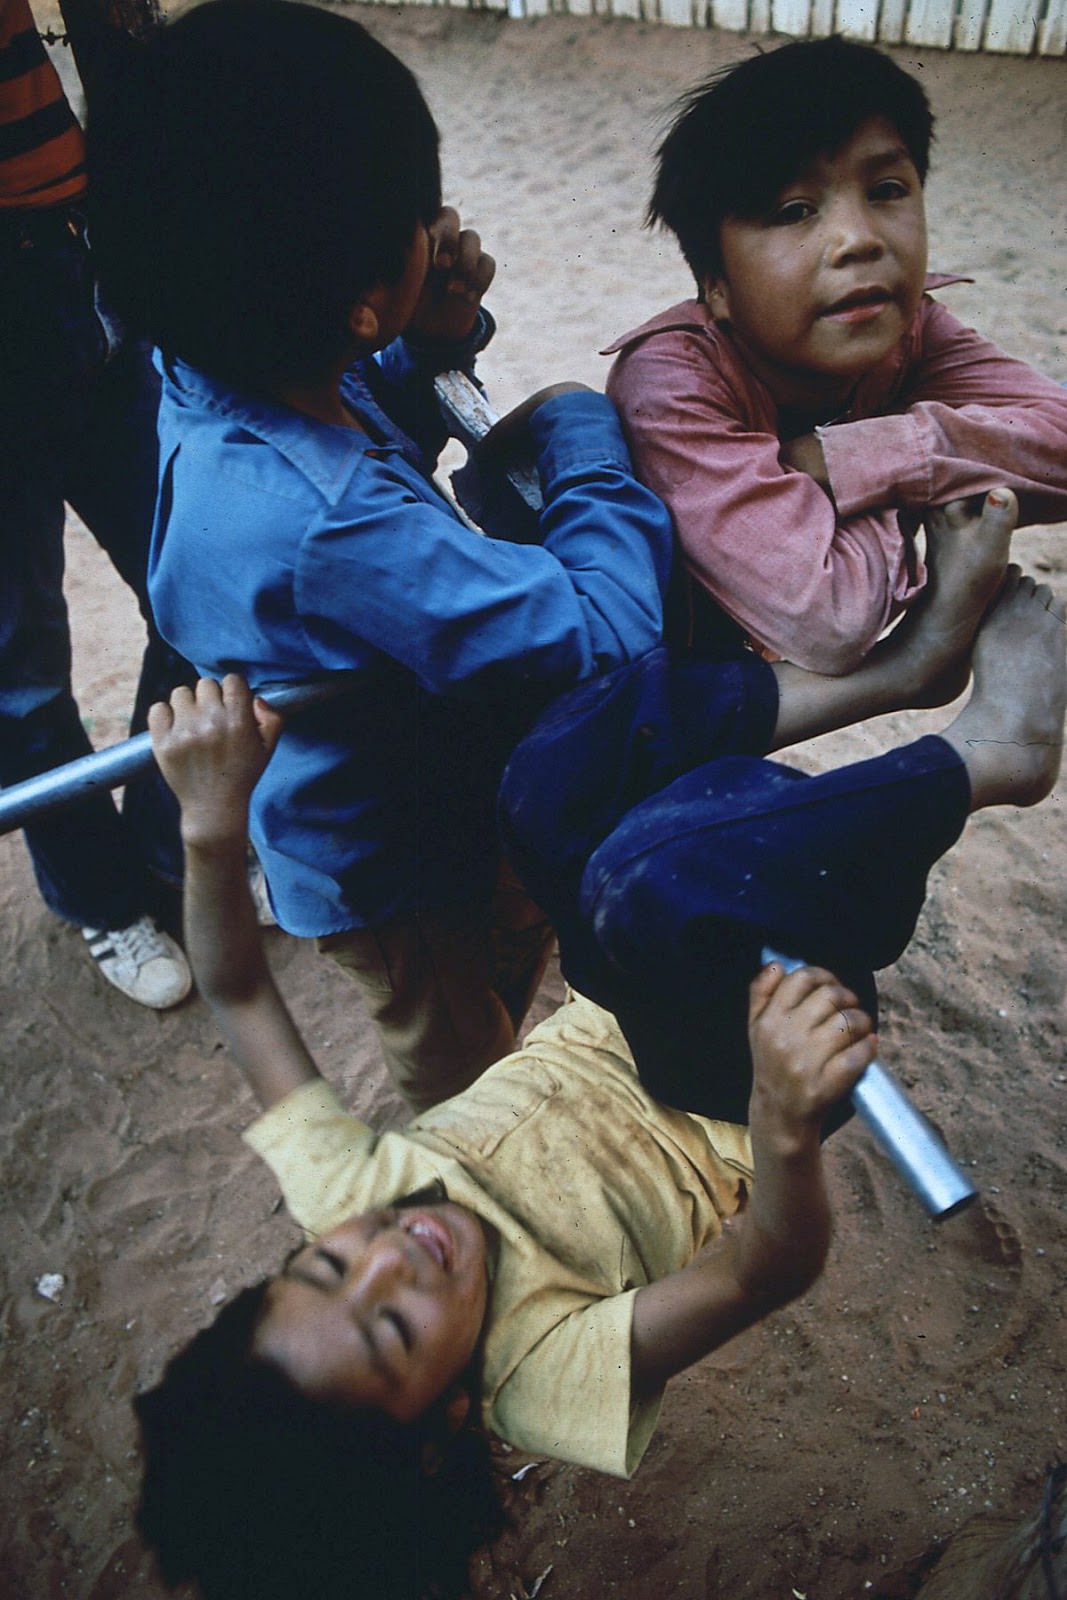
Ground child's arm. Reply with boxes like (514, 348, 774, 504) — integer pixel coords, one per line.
(629, 964, 875, 1398)
(148, 679, 323, 1111)
(791, 301, 1067, 529)
(608, 333, 917, 675)
(608, 300, 1067, 676)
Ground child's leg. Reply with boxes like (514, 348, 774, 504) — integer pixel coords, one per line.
(582, 568, 1064, 1119)
(499, 646, 780, 1003)
(768, 489, 1015, 751)
(500, 490, 1014, 1005)
(936, 566, 1065, 810)
(319, 874, 553, 1114)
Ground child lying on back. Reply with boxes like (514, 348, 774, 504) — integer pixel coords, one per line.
(137, 675, 877, 1600)
(605, 35, 1067, 674)
(134, 515, 1067, 1599)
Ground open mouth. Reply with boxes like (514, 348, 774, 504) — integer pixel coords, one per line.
(402, 1213, 454, 1272)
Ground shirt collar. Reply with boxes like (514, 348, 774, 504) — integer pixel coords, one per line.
(158, 352, 412, 502)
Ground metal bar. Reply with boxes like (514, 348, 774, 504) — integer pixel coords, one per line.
(762, 948, 978, 1220)
(0, 675, 361, 836)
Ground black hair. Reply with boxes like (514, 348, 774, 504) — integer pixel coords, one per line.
(87, 0, 442, 389)
(135, 1281, 504, 1600)
(648, 35, 934, 287)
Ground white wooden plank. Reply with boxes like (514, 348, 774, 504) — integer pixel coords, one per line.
(660, 0, 696, 23)
(750, 0, 772, 31)
(609, 0, 644, 17)
(809, 0, 835, 37)
(905, 0, 956, 48)
(877, 0, 908, 42)
(952, 0, 987, 48)
(837, 0, 879, 37)
(711, 0, 750, 30)
(983, 0, 1040, 51)
(1039, 0, 1067, 52)
(772, 0, 811, 35)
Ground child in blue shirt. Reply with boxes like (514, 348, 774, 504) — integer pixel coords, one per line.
(87, 0, 673, 1112)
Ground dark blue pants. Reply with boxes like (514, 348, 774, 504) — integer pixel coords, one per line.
(500, 648, 970, 1124)
(0, 204, 193, 927)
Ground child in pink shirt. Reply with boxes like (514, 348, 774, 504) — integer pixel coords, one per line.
(606, 35, 1067, 675)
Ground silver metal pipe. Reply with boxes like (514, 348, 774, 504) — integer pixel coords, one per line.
(0, 675, 361, 836)
(762, 948, 978, 1220)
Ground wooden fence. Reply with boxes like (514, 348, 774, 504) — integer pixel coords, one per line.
(373, 0, 1067, 56)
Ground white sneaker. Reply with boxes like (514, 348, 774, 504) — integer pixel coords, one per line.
(81, 915, 192, 1010)
(247, 850, 278, 928)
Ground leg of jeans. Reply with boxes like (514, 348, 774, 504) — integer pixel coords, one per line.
(500, 647, 779, 1001)
(0, 463, 144, 928)
(65, 336, 195, 885)
(580, 734, 971, 1123)
(0, 228, 147, 928)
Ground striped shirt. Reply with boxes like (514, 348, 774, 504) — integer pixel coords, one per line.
(0, 0, 86, 209)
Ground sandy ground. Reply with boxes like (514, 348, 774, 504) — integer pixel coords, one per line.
(2, 8, 1066, 1597)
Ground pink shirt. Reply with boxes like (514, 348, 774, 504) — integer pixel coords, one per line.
(605, 280, 1067, 674)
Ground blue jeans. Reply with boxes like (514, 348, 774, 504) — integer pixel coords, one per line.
(0, 204, 192, 927)
(501, 648, 970, 1125)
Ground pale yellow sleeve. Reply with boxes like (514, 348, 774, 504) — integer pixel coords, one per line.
(242, 1079, 379, 1235)
(487, 1290, 662, 1479)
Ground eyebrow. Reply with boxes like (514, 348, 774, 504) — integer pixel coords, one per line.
(280, 1259, 396, 1379)
(861, 142, 914, 170)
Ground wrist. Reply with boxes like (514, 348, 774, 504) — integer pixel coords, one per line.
(748, 1094, 823, 1162)
(180, 825, 248, 858)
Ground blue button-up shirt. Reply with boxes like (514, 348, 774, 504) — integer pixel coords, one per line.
(149, 338, 673, 934)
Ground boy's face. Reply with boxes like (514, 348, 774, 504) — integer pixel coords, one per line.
(253, 1198, 489, 1423)
(704, 116, 927, 410)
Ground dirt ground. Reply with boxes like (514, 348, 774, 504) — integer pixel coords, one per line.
(1, 8, 1065, 1598)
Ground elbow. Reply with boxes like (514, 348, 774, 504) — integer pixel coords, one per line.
(771, 590, 891, 674)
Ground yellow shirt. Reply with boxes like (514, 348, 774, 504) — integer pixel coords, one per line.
(245, 994, 753, 1477)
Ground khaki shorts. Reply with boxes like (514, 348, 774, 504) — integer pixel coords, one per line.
(319, 863, 554, 1113)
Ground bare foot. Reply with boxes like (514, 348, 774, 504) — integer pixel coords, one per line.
(940, 565, 1066, 810)
(882, 489, 1016, 708)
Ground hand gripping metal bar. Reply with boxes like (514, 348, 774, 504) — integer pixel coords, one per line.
(762, 948, 978, 1220)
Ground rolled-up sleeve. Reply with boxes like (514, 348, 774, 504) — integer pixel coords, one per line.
(820, 303, 1067, 524)
(609, 333, 917, 675)
(298, 389, 673, 696)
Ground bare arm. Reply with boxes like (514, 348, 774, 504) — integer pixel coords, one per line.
(148, 677, 322, 1110)
(630, 964, 876, 1398)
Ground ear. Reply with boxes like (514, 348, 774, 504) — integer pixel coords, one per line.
(702, 273, 731, 322)
(346, 299, 381, 346)
(420, 1386, 471, 1475)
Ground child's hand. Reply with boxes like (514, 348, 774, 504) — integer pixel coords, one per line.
(407, 206, 495, 347)
(148, 676, 283, 851)
(747, 961, 876, 1151)
(480, 382, 593, 454)
(778, 431, 831, 493)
